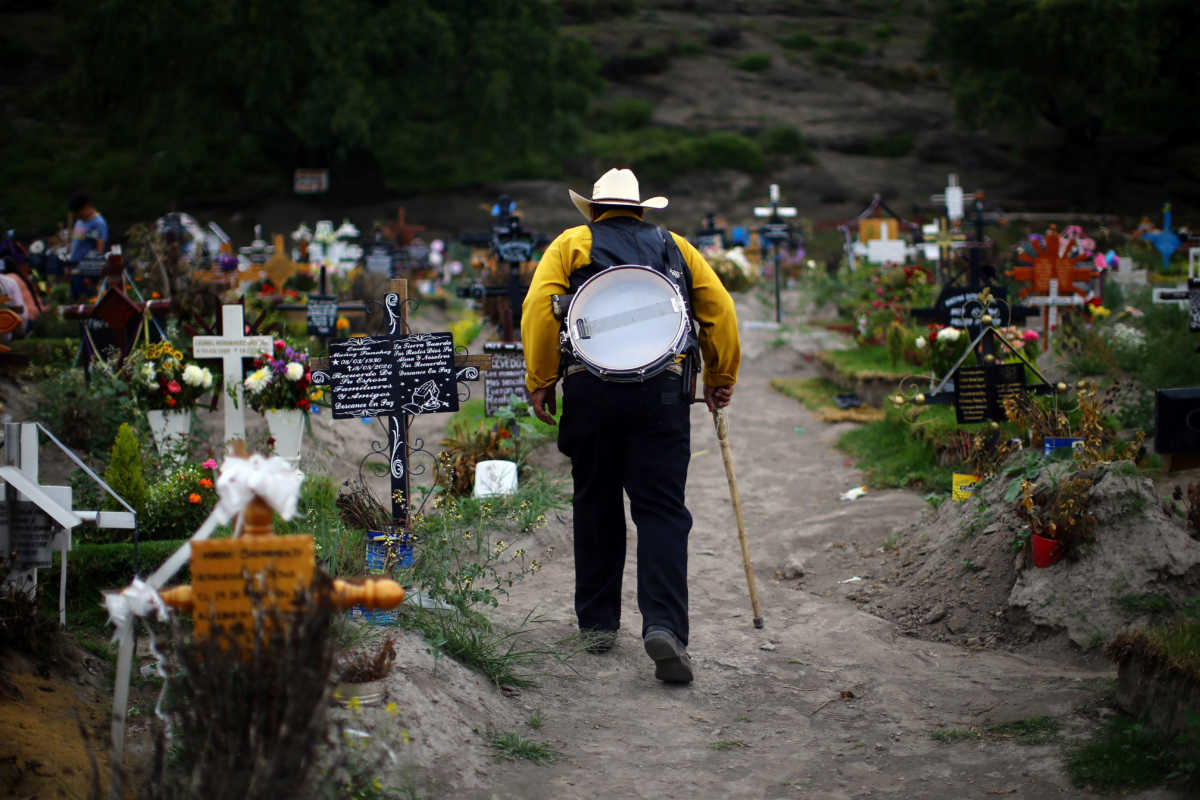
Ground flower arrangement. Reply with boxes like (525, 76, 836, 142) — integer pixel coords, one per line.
(125, 342, 214, 411)
(997, 325, 1041, 358)
(915, 323, 965, 378)
(242, 339, 314, 413)
(140, 459, 219, 540)
(709, 247, 759, 293)
(1015, 471, 1097, 558)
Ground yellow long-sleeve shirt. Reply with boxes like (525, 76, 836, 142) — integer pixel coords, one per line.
(521, 210, 740, 393)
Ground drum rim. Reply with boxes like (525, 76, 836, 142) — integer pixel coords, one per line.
(566, 264, 688, 375)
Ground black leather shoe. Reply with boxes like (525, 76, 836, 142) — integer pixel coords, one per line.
(643, 627, 693, 684)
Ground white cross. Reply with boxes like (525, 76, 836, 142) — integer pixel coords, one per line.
(931, 173, 964, 221)
(192, 305, 273, 444)
(1027, 279, 1084, 351)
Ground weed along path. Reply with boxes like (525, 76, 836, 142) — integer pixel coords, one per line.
(472, 294, 1150, 800)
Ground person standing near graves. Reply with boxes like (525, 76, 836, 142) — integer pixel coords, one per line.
(68, 192, 108, 300)
(521, 168, 740, 684)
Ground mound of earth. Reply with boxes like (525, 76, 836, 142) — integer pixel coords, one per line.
(867, 458, 1200, 656)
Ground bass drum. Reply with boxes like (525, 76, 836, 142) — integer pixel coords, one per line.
(565, 265, 689, 382)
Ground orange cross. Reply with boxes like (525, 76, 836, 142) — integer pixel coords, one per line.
(1007, 225, 1093, 298)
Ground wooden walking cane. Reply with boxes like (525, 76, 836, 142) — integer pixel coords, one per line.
(711, 408, 764, 629)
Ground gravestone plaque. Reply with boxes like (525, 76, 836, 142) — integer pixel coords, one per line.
(1, 500, 54, 569)
(329, 336, 397, 419)
(190, 534, 314, 644)
(329, 332, 458, 419)
(929, 285, 1009, 329)
(365, 244, 395, 275)
(393, 333, 457, 415)
(483, 342, 528, 417)
(76, 251, 108, 278)
(954, 366, 990, 424)
(988, 362, 1025, 420)
(306, 295, 339, 336)
(952, 362, 1026, 424)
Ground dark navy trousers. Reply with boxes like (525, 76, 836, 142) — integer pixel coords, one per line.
(557, 370, 693, 645)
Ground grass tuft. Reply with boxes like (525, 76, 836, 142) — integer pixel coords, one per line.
(487, 730, 559, 763)
(709, 739, 748, 751)
(1067, 716, 1194, 792)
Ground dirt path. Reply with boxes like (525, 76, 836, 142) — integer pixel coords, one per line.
(464, 293, 1176, 800)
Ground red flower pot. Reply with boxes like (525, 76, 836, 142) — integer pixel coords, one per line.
(1031, 532, 1064, 568)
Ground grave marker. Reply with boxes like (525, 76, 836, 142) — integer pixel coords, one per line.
(305, 295, 339, 336)
(192, 305, 273, 444)
(753, 184, 797, 324)
(314, 279, 489, 528)
(483, 342, 529, 417)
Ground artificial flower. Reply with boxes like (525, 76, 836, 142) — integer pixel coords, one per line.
(245, 367, 272, 394)
(188, 493, 202, 504)
(285, 361, 304, 381)
(166, 380, 182, 395)
(198, 478, 213, 489)
(336, 316, 351, 332)
(201, 458, 218, 470)
(182, 364, 211, 388)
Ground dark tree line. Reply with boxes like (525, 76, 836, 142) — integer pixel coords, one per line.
(929, 0, 1200, 150)
(63, 0, 600, 198)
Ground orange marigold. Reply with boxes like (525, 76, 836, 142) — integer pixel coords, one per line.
(198, 478, 213, 489)
(188, 492, 202, 504)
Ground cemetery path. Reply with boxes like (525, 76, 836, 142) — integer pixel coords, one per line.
(469, 295, 1162, 800)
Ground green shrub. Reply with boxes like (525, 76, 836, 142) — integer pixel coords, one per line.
(760, 125, 814, 162)
(140, 461, 218, 542)
(592, 97, 655, 130)
(780, 32, 818, 50)
(735, 52, 771, 72)
(602, 48, 672, 80)
(871, 23, 895, 40)
(826, 38, 868, 57)
(29, 365, 137, 458)
(868, 133, 914, 158)
(687, 132, 766, 172)
(102, 423, 147, 516)
(40, 540, 189, 628)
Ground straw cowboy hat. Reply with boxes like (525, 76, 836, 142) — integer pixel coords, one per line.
(569, 168, 669, 221)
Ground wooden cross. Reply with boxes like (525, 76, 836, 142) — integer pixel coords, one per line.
(192, 305, 273, 444)
(383, 208, 426, 246)
(1026, 279, 1085, 352)
(60, 251, 172, 367)
(1008, 225, 1094, 299)
(262, 234, 302, 288)
(313, 279, 490, 529)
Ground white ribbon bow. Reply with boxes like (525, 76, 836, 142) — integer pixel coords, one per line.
(213, 454, 304, 524)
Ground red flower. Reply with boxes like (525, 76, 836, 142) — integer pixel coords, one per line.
(297, 398, 310, 410)
(254, 358, 263, 368)
(274, 339, 286, 351)
(498, 428, 512, 439)
(188, 493, 202, 504)
(266, 437, 275, 448)
(261, 283, 275, 294)
(167, 380, 182, 394)
(165, 396, 177, 407)
(1086, 297, 1102, 307)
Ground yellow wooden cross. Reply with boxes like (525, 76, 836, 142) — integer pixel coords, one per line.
(159, 493, 404, 647)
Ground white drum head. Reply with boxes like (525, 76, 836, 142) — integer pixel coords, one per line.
(566, 265, 687, 375)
